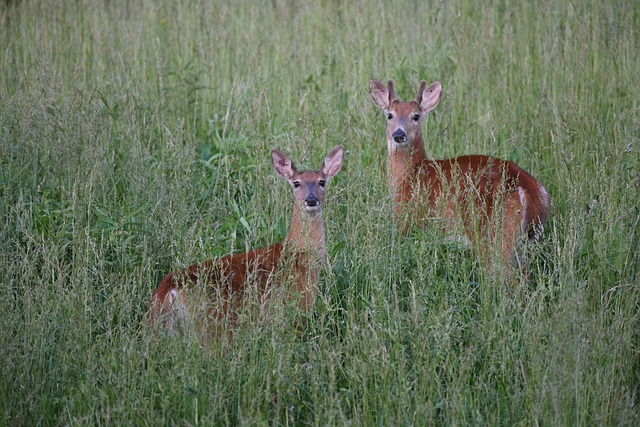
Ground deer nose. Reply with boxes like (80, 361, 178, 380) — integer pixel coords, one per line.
(304, 195, 319, 207)
(392, 129, 407, 143)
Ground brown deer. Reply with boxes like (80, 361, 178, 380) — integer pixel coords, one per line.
(370, 79, 549, 277)
(149, 145, 344, 339)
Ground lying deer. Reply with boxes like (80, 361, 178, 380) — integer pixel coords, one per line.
(370, 79, 549, 277)
(149, 145, 344, 339)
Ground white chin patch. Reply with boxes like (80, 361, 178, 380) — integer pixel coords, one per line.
(305, 205, 321, 213)
(388, 139, 408, 150)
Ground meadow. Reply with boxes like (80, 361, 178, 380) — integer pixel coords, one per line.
(1, 0, 639, 425)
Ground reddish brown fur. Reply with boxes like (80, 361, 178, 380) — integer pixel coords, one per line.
(370, 79, 550, 274)
(149, 146, 344, 340)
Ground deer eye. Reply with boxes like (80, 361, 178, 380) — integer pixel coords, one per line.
(387, 113, 393, 120)
(412, 113, 420, 121)
(293, 181, 300, 188)
(318, 180, 326, 187)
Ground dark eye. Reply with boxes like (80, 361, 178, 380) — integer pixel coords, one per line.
(412, 113, 420, 121)
(293, 181, 300, 188)
(318, 180, 326, 187)
(387, 113, 393, 120)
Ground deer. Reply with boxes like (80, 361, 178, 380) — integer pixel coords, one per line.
(149, 145, 344, 341)
(369, 79, 550, 279)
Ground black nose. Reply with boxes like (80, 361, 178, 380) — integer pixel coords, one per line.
(392, 129, 407, 143)
(305, 195, 319, 207)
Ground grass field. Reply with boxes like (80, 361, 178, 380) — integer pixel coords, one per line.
(1, 0, 639, 425)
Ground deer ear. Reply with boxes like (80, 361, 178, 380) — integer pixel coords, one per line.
(418, 81, 442, 114)
(271, 148, 295, 180)
(320, 145, 344, 178)
(369, 79, 391, 111)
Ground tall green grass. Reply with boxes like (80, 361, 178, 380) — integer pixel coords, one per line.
(1, 0, 638, 425)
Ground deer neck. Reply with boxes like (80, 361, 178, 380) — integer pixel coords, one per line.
(284, 207, 326, 259)
(387, 132, 429, 193)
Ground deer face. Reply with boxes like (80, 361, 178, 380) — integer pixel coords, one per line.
(369, 79, 442, 149)
(271, 146, 344, 216)
(385, 100, 422, 145)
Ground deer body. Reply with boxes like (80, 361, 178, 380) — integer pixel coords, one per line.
(370, 79, 549, 271)
(149, 146, 344, 338)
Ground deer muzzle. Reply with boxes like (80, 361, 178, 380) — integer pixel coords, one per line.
(304, 194, 319, 208)
(392, 128, 407, 143)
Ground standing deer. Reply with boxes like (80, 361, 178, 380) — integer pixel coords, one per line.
(149, 145, 344, 339)
(369, 79, 549, 277)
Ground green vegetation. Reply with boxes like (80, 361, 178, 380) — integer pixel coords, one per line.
(1, 0, 638, 425)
